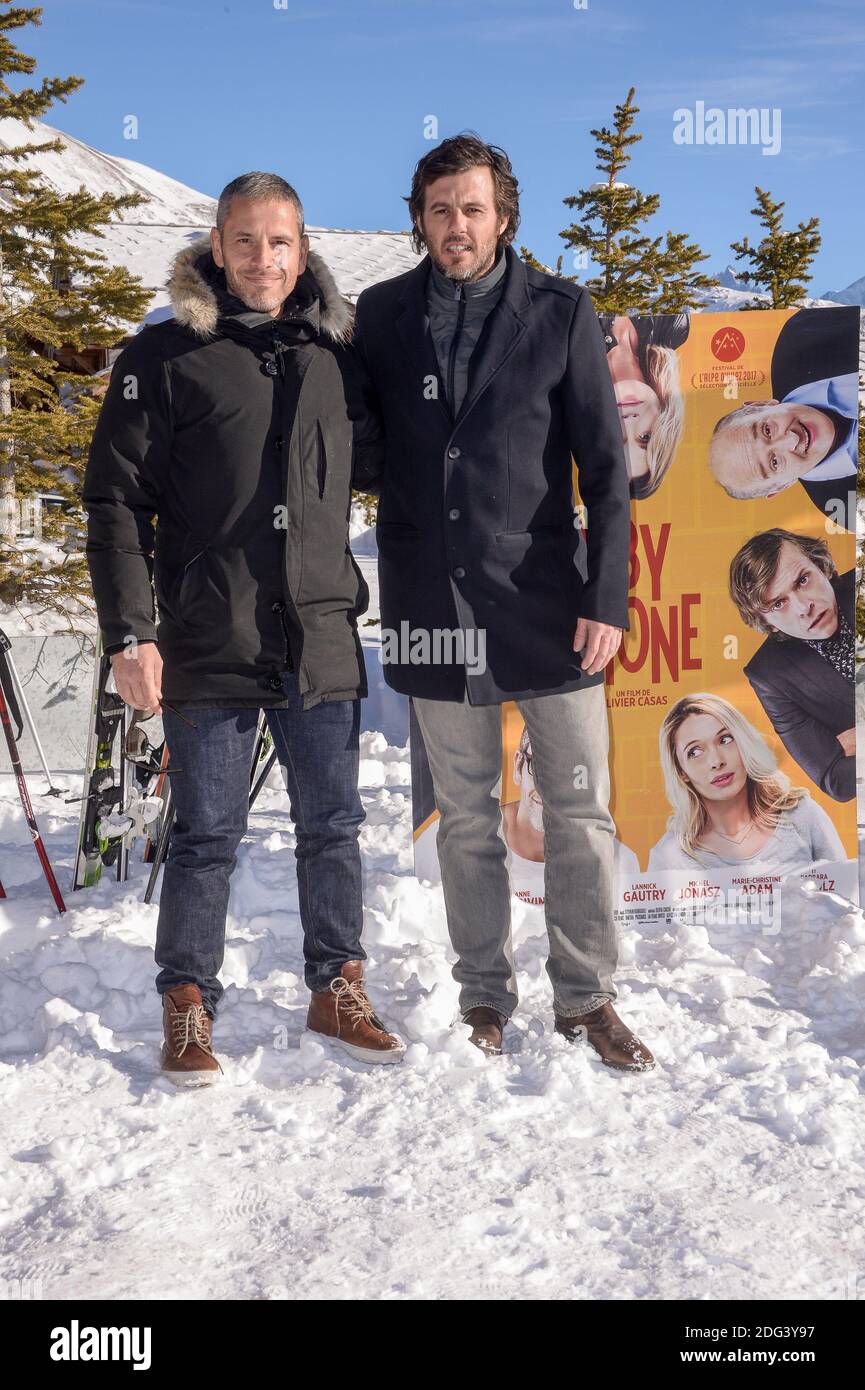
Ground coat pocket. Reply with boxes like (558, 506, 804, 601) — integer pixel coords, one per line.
(170, 546, 265, 663)
(316, 419, 327, 500)
(494, 523, 582, 593)
(495, 522, 573, 538)
(176, 548, 208, 618)
(155, 542, 204, 626)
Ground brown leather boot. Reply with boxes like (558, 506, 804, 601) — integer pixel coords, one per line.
(307, 961, 405, 1065)
(555, 1002, 655, 1072)
(161, 983, 223, 1085)
(463, 1006, 506, 1057)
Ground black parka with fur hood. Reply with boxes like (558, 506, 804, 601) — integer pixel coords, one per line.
(83, 237, 371, 709)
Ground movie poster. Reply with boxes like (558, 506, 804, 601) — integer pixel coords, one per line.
(411, 305, 860, 933)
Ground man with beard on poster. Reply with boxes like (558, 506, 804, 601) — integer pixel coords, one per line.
(728, 529, 856, 802)
(351, 133, 654, 1071)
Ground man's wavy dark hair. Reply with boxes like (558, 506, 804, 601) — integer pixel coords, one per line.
(728, 528, 837, 641)
(405, 132, 521, 256)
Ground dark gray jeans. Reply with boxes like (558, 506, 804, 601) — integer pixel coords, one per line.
(412, 683, 619, 1021)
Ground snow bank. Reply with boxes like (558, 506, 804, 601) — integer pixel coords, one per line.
(0, 723, 863, 1301)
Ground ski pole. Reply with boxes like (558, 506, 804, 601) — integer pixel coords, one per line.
(144, 792, 174, 905)
(142, 742, 170, 863)
(0, 629, 64, 796)
(0, 677, 66, 915)
(138, 703, 195, 894)
(249, 746, 278, 811)
(117, 703, 131, 883)
(249, 710, 267, 789)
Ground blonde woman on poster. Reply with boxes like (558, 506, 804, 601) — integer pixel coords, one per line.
(599, 312, 687, 500)
(647, 693, 844, 873)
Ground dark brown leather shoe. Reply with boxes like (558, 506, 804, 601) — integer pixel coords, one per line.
(555, 1002, 655, 1072)
(463, 1006, 506, 1057)
(307, 960, 405, 1065)
(161, 983, 223, 1085)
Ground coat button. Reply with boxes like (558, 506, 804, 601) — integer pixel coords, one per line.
(274, 436, 284, 450)
(448, 508, 460, 521)
(268, 673, 283, 691)
(453, 566, 466, 579)
(447, 446, 461, 459)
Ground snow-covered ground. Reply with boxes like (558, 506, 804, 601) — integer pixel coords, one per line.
(0, 716, 863, 1301)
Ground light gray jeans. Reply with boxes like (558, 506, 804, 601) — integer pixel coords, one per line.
(412, 683, 618, 1021)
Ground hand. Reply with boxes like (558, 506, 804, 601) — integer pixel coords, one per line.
(836, 726, 856, 757)
(111, 642, 164, 713)
(573, 617, 623, 676)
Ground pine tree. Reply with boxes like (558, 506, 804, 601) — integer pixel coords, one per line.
(522, 88, 717, 312)
(0, 1, 151, 618)
(729, 187, 821, 308)
(519, 247, 566, 278)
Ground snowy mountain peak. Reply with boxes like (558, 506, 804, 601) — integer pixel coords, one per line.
(715, 263, 750, 291)
(821, 273, 865, 307)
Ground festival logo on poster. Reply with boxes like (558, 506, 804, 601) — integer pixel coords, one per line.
(411, 305, 860, 932)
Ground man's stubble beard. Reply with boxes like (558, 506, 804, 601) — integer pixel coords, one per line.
(428, 232, 502, 283)
(244, 291, 284, 313)
(223, 266, 285, 314)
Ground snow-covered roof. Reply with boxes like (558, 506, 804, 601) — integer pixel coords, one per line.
(0, 116, 421, 332)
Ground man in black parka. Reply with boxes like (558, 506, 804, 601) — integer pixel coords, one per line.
(352, 135, 654, 1070)
(83, 173, 404, 1082)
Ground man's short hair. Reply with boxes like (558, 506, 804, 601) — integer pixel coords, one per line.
(216, 172, 305, 237)
(711, 401, 770, 441)
(728, 528, 836, 639)
(405, 132, 520, 256)
(709, 402, 784, 498)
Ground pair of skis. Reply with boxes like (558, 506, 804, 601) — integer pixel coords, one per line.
(0, 629, 171, 909)
(0, 628, 67, 914)
(70, 638, 167, 892)
(68, 636, 280, 901)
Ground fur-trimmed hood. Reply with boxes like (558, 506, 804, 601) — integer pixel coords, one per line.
(166, 234, 354, 344)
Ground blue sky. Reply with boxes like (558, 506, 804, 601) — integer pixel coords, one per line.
(30, 0, 864, 293)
